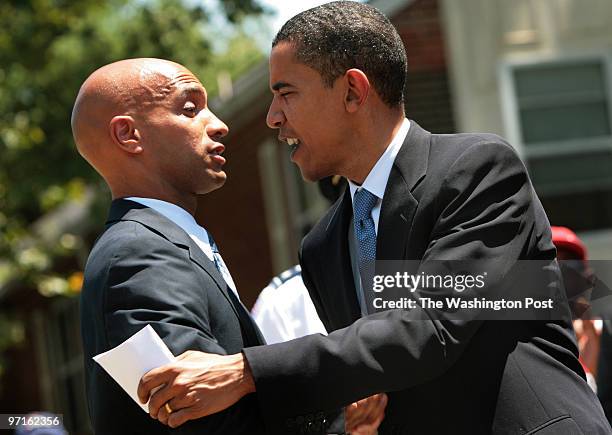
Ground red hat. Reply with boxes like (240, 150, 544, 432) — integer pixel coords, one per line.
(551, 226, 587, 260)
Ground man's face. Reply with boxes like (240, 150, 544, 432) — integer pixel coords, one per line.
(138, 65, 229, 195)
(266, 42, 349, 181)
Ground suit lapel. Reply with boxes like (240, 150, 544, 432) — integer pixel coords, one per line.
(377, 169, 415, 261)
(377, 121, 430, 261)
(188, 245, 264, 345)
(106, 199, 242, 321)
(186, 242, 242, 317)
(323, 190, 362, 328)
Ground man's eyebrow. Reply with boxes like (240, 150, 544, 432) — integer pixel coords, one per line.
(178, 85, 206, 98)
(271, 81, 292, 91)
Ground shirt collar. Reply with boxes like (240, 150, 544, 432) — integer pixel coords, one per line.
(125, 197, 212, 251)
(349, 118, 410, 201)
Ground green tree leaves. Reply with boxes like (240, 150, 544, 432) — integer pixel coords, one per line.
(0, 0, 265, 298)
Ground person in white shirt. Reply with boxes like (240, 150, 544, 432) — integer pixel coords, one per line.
(253, 265, 326, 344)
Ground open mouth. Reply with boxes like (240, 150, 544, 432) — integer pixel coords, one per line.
(286, 137, 300, 156)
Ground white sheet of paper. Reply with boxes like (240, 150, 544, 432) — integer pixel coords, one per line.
(93, 325, 175, 412)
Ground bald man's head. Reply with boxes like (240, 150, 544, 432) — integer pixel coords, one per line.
(72, 58, 185, 164)
(71, 58, 229, 205)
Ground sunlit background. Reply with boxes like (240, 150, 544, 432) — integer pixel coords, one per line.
(1, 0, 612, 432)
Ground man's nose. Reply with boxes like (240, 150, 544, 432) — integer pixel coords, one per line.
(266, 98, 285, 129)
(206, 111, 229, 140)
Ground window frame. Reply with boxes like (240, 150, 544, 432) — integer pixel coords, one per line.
(500, 51, 612, 155)
(499, 51, 612, 194)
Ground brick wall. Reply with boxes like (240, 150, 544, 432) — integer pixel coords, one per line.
(393, 0, 455, 133)
(196, 100, 275, 309)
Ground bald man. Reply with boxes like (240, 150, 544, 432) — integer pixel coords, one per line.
(73, 58, 268, 434)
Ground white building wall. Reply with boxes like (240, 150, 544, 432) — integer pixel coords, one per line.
(441, 0, 612, 257)
(441, 0, 612, 137)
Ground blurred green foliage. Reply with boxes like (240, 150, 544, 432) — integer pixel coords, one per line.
(0, 0, 267, 378)
(0, 0, 266, 293)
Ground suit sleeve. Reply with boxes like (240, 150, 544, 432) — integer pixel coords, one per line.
(104, 230, 265, 434)
(243, 139, 547, 423)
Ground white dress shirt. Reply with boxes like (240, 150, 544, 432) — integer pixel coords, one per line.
(126, 197, 239, 297)
(348, 118, 410, 234)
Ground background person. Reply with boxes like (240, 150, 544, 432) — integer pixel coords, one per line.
(552, 225, 601, 391)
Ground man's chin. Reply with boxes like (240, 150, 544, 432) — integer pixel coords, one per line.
(298, 165, 330, 183)
(198, 174, 227, 194)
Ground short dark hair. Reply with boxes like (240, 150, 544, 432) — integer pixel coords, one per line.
(272, 1, 407, 108)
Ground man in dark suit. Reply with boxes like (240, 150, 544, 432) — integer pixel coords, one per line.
(72, 58, 269, 434)
(74, 57, 376, 435)
(139, 2, 612, 434)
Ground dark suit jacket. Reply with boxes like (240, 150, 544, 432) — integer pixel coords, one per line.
(81, 199, 266, 434)
(244, 122, 612, 434)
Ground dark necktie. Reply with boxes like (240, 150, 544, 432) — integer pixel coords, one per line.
(353, 188, 378, 313)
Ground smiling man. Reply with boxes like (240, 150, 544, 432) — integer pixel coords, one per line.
(73, 58, 269, 434)
(139, 3, 611, 434)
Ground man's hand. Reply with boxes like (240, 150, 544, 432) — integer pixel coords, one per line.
(345, 393, 388, 434)
(137, 350, 255, 428)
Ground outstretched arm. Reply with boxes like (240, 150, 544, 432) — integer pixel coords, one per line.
(138, 140, 546, 431)
(139, 351, 386, 434)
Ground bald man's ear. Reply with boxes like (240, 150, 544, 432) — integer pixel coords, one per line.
(344, 69, 370, 113)
(109, 116, 142, 154)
